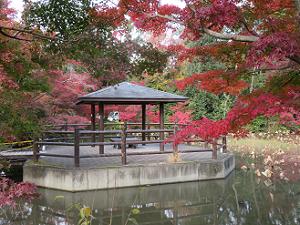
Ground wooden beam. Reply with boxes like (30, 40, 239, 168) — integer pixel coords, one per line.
(99, 103, 104, 154)
(159, 103, 164, 151)
(91, 104, 96, 146)
(142, 103, 146, 145)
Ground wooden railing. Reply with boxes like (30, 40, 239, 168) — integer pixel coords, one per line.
(33, 123, 227, 167)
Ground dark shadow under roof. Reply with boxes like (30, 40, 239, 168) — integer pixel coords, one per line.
(77, 82, 188, 105)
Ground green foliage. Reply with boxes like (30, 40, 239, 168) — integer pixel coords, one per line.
(177, 37, 234, 121)
(183, 86, 234, 120)
(24, 0, 91, 40)
(130, 43, 170, 77)
(246, 116, 290, 133)
(0, 91, 42, 140)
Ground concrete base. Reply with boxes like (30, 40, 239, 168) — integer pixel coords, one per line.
(23, 153, 235, 192)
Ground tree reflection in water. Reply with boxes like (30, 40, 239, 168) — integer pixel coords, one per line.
(1, 171, 300, 225)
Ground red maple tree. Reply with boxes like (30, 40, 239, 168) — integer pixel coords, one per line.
(92, 0, 300, 141)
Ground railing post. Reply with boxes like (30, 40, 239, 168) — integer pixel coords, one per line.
(204, 141, 208, 149)
(99, 103, 104, 154)
(147, 123, 151, 141)
(142, 104, 146, 145)
(64, 120, 68, 141)
(91, 104, 96, 147)
(74, 128, 80, 167)
(121, 122, 127, 165)
(33, 139, 40, 163)
(212, 139, 217, 159)
(173, 123, 179, 157)
(222, 136, 227, 153)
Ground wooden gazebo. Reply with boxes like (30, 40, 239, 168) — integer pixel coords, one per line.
(76, 82, 188, 153)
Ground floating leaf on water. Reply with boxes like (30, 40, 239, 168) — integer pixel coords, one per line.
(262, 169, 273, 178)
(269, 192, 274, 202)
(241, 165, 248, 171)
(80, 207, 92, 218)
(54, 195, 65, 200)
(264, 179, 273, 187)
(256, 178, 261, 184)
(264, 155, 273, 165)
(128, 218, 139, 225)
(255, 169, 261, 177)
(131, 208, 140, 215)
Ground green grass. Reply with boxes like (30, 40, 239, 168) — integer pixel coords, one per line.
(228, 136, 299, 153)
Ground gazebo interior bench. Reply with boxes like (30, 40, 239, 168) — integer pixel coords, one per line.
(110, 136, 140, 149)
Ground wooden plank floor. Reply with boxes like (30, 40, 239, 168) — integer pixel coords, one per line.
(34, 143, 227, 169)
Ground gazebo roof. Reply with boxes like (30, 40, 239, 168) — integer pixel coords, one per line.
(77, 82, 188, 104)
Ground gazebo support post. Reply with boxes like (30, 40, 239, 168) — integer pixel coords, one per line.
(91, 104, 96, 147)
(142, 103, 146, 145)
(159, 103, 165, 152)
(99, 103, 104, 154)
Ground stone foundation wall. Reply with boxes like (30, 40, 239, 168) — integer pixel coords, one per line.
(24, 154, 235, 192)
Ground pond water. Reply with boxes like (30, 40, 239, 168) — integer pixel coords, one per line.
(1, 167, 300, 225)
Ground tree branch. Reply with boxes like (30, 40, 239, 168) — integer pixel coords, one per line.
(0, 25, 61, 41)
(147, 12, 260, 43)
(289, 55, 300, 65)
(0, 28, 32, 41)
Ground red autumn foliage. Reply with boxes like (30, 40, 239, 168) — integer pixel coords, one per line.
(169, 111, 192, 125)
(0, 65, 19, 92)
(176, 70, 248, 96)
(247, 32, 300, 67)
(171, 90, 300, 143)
(0, 178, 38, 208)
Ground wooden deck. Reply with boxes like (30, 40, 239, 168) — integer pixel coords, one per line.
(1, 143, 228, 169)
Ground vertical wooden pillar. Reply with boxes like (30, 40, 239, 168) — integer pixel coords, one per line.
(91, 104, 96, 146)
(33, 139, 39, 162)
(222, 136, 227, 153)
(159, 103, 165, 152)
(142, 103, 146, 145)
(99, 103, 104, 154)
(147, 123, 151, 141)
(64, 120, 68, 141)
(212, 139, 217, 159)
(204, 142, 208, 149)
(121, 122, 127, 165)
(74, 128, 80, 167)
(173, 123, 178, 155)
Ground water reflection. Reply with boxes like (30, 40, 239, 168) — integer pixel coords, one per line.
(2, 171, 300, 225)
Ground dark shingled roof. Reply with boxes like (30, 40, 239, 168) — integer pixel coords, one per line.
(77, 82, 188, 104)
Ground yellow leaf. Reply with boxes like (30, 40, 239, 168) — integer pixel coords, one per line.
(81, 207, 91, 218)
(131, 208, 140, 215)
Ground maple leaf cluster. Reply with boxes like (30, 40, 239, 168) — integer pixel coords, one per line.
(176, 70, 248, 96)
